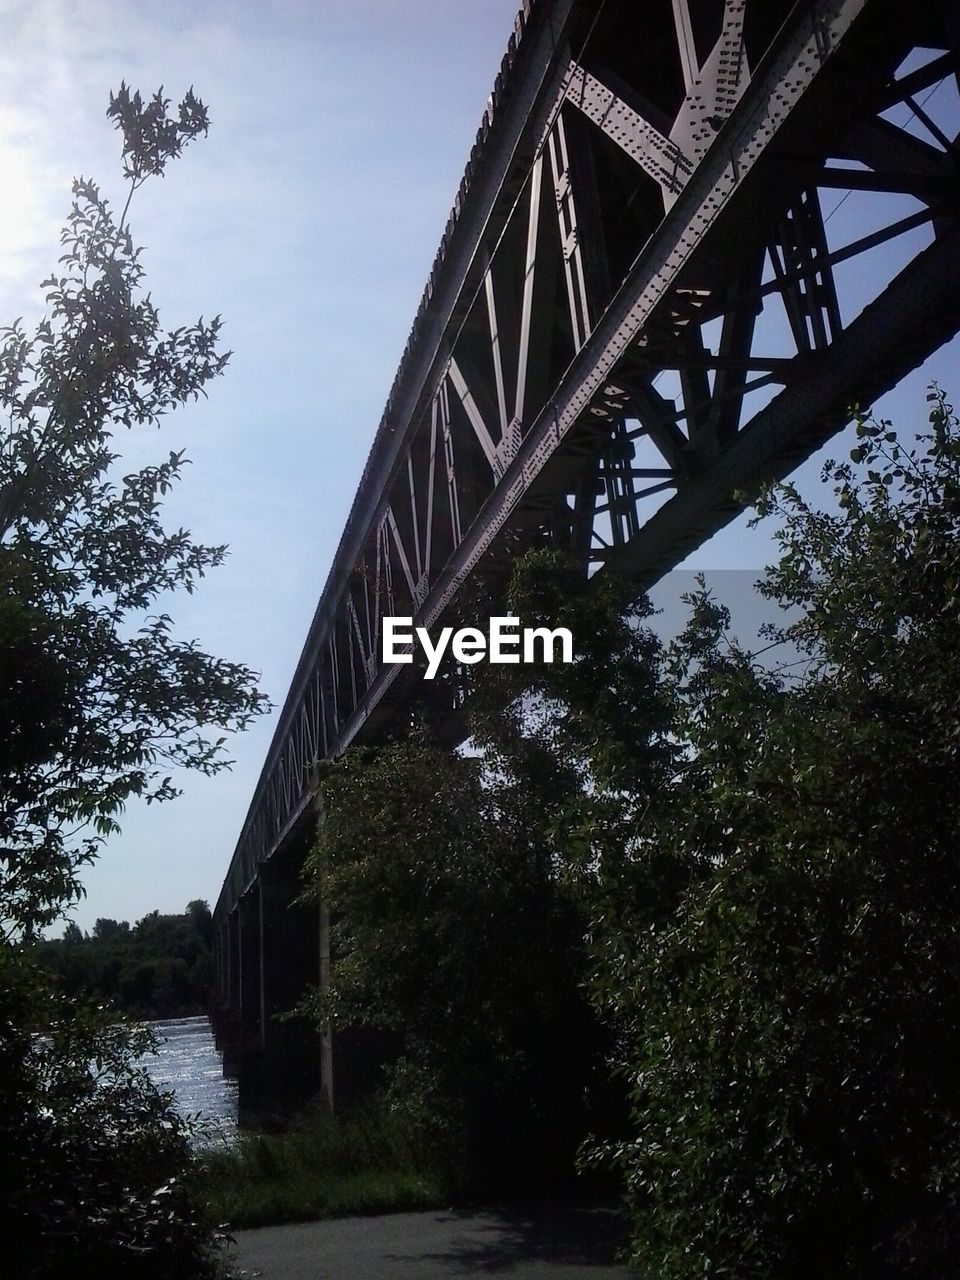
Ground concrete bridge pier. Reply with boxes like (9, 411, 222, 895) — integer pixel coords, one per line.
(211, 907, 242, 1078)
(212, 800, 395, 1117)
(230, 841, 330, 1122)
(236, 888, 261, 1085)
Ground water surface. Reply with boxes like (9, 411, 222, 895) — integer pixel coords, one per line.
(146, 1014, 237, 1146)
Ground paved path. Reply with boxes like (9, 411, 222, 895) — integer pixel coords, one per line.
(229, 1204, 635, 1279)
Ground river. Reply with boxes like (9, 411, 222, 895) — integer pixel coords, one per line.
(145, 1015, 238, 1146)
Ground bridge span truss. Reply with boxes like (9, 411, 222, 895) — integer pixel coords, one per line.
(212, 0, 960, 1111)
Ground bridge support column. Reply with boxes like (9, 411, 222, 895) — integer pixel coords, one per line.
(238, 889, 262, 1056)
(219, 922, 229, 1004)
(213, 924, 222, 1004)
(319, 898, 333, 1109)
(209, 921, 227, 1047)
(236, 846, 327, 1120)
(227, 908, 240, 1009)
(216, 907, 243, 1078)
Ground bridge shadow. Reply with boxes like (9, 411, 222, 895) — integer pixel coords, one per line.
(385, 1201, 636, 1276)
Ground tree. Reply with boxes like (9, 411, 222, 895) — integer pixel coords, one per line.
(400, 389, 960, 1274)
(1, 949, 218, 1280)
(303, 731, 608, 1194)
(300, 552, 680, 1195)
(466, 546, 678, 915)
(0, 83, 268, 937)
(186, 898, 214, 946)
(586, 390, 960, 1279)
(35, 902, 216, 1020)
(1, 86, 267, 1277)
(92, 917, 129, 940)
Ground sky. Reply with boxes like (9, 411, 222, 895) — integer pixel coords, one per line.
(2, 1, 957, 933)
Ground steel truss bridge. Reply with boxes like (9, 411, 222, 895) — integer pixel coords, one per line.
(212, 0, 960, 1110)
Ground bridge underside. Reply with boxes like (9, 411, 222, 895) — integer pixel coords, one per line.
(213, 0, 960, 1110)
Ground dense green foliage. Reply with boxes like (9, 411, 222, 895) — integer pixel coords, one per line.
(0, 86, 266, 1278)
(1, 950, 223, 1279)
(305, 391, 960, 1276)
(34, 900, 214, 1020)
(586, 391, 960, 1279)
(304, 734, 611, 1195)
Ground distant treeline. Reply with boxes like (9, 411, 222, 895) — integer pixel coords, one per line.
(33, 900, 214, 1021)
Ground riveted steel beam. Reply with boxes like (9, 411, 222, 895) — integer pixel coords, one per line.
(216, 0, 960, 926)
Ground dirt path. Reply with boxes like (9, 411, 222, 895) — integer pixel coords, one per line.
(228, 1203, 636, 1278)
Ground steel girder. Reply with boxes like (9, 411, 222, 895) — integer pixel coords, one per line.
(215, 0, 960, 923)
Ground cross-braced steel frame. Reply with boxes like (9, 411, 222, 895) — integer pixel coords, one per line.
(216, 0, 960, 924)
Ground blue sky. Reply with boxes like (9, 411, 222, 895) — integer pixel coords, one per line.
(2, 1, 957, 932)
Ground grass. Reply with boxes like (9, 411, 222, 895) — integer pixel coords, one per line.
(196, 1105, 450, 1229)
